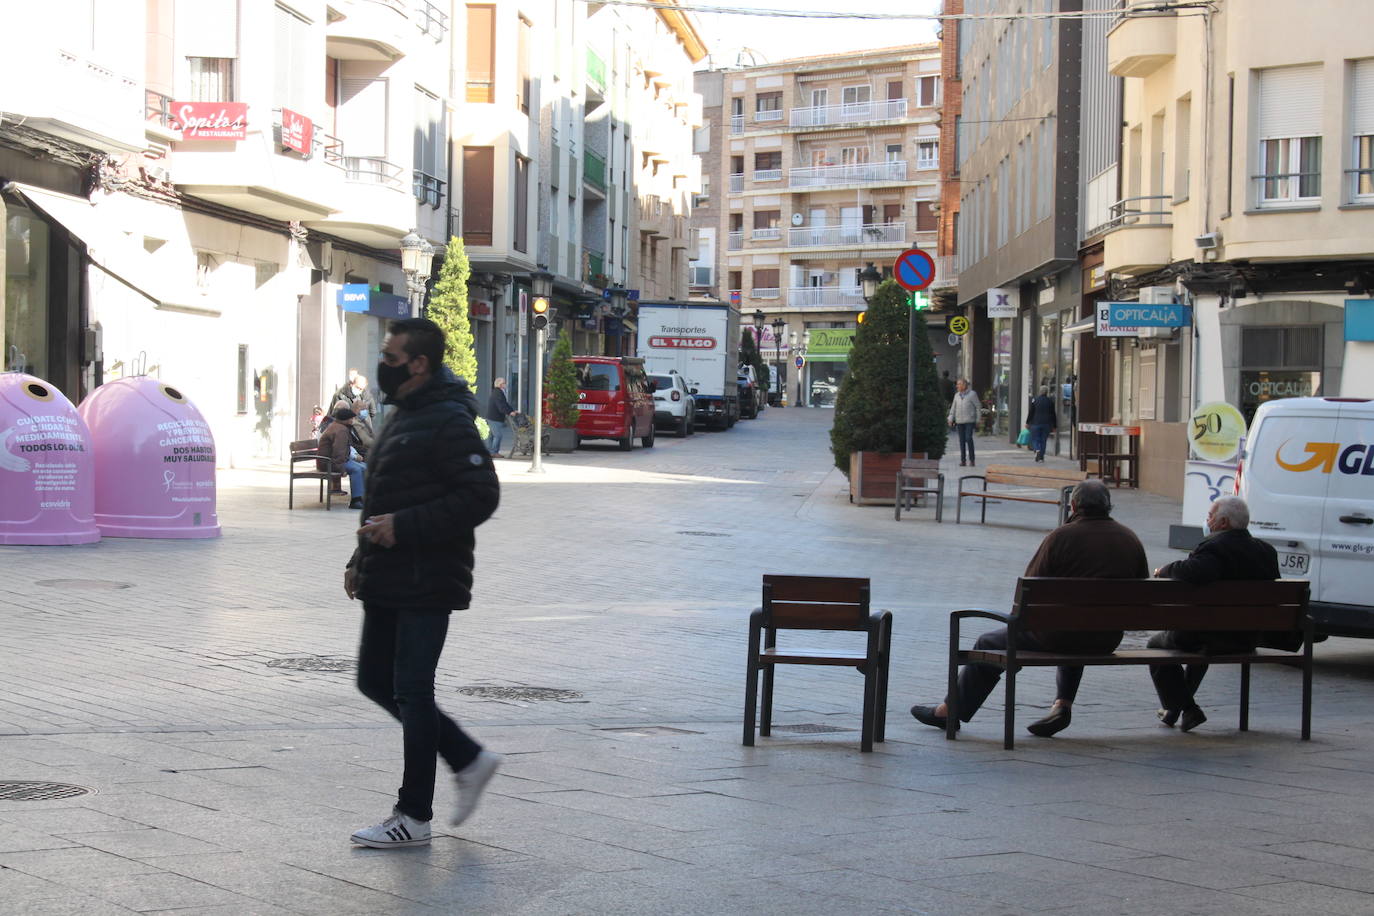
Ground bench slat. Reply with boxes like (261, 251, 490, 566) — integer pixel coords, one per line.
(982, 464, 1087, 483)
(762, 647, 869, 665)
(967, 647, 1307, 667)
(959, 491, 1061, 505)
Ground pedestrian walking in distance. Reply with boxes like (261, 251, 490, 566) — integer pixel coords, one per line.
(1026, 385, 1057, 462)
(344, 317, 502, 850)
(947, 378, 980, 467)
(484, 376, 514, 456)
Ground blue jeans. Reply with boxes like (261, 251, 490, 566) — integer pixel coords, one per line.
(1029, 424, 1051, 458)
(485, 420, 505, 455)
(356, 607, 482, 822)
(343, 459, 365, 498)
(955, 423, 976, 463)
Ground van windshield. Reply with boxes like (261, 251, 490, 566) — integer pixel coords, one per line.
(650, 375, 674, 390)
(578, 363, 620, 392)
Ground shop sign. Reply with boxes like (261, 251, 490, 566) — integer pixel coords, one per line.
(1240, 370, 1320, 421)
(469, 299, 493, 321)
(986, 287, 1017, 318)
(1188, 401, 1247, 462)
(337, 284, 370, 313)
(171, 102, 248, 141)
(1106, 302, 1191, 328)
(807, 328, 856, 360)
(1345, 298, 1374, 341)
(280, 107, 313, 156)
(367, 291, 409, 319)
(1095, 303, 1138, 337)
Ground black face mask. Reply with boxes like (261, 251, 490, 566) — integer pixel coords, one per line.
(376, 360, 412, 398)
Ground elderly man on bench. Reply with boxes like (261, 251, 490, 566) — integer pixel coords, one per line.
(910, 479, 1150, 738)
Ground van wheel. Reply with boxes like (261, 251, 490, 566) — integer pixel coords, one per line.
(642, 423, 655, 448)
(619, 424, 635, 451)
(676, 414, 690, 437)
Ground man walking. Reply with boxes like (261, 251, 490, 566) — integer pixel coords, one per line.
(344, 317, 502, 849)
(910, 480, 1149, 738)
(1149, 496, 1279, 732)
(1026, 385, 1057, 462)
(484, 377, 514, 456)
(947, 378, 980, 467)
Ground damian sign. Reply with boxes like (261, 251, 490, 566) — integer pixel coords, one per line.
(172, 102, 248, 141)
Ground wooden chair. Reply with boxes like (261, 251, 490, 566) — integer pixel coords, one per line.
(288, 438, 336, 510)
(744, 575, 893, 752)
(895, 458, 945, 522)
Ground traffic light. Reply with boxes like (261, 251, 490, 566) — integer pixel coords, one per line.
(531, 295, 550, 331)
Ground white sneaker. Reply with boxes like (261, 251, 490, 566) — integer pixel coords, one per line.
(350, 808, 431, 848)
(452, 750, 502, 826)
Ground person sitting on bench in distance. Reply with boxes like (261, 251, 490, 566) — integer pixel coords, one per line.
(911, 479, 1150, 737)
(1148, 495, 1280, 732)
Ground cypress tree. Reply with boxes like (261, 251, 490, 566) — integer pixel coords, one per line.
(426, 236, 477, 383)
(544, 327, 580, 428)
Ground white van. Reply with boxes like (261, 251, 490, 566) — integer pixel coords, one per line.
(1236, 397, 1374, 636)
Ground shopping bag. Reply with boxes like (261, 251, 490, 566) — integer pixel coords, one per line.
(1016, 427, 1030, 447)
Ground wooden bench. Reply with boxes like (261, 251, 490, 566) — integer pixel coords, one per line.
(894, 458, 945, 522)
(744, 575, 893, 752)
(956, 464, 1089, 525)
(944, 577, 1313, 749)
(288, 438, 337, 510)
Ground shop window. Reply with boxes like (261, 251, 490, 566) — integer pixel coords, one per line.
(237, 345, 249, 415)
(3, 208, 50, 379)
(1239, 325, 1323, 420)
(189, 57, 235, 102)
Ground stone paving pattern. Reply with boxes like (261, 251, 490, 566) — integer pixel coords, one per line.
(2, 408, 1374, 914)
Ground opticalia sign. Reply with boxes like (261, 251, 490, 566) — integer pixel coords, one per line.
(1106, 303, 1192, 328)
(172, 102, 248, 141)
(649, 336, 717, 349)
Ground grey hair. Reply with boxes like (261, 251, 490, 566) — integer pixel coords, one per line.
(957, 377, 970, 386)
(1211, 496, 1249, 529)
(494, 377, 506, 387)
(1070, 479, 1112, 516)
(1038, 385, 1049, 396)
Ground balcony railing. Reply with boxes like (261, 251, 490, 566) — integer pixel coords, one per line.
(931, 255, 958, 290)
(787, 221, 906, 248)
(586, 48, 607, 93)
(754, 108, 784, 123)
(753, 168, 782, 182)
(413, 0, 448, 40)
(729, 173, 744, 193)
(789, 160, 907, 188)
(145, 89, 173, 127)
(1103, 195, 1172, 230)
(751, 287, 781, 299)
(585, 250, 606, 286)
(585, 150, 607, 191)
(727, 230, 744, 250)
(789, 99, 908, 128)
(750, 227, 782, 241)
(413, 170, 444, 208)
(344, 156, 405, 189)
(787, 286, 865, 308)
(730, 115, 744, 135)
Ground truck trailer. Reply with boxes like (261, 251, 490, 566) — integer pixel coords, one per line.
(636, 301, 740, 430)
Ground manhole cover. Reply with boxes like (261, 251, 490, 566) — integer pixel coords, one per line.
(0, 781, 94, 801)
(458, 686, 582, 701)
(598, 726, 703, 737)
(677, 531, 731, 538)
(265, 657, 356, 672)
(34, 579, 133, 590)
(771, 723, 856, 734)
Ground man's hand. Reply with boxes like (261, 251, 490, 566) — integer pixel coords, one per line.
(344, 567, 358, 600)
(358, 513, 398, 548)
(1153, 567, 1163, 578)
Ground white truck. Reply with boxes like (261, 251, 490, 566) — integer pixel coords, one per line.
(636, 301, 740, 430)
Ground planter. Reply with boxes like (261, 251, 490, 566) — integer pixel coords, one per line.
(849, 451, 921, 506)
(546, 426, 578, 453)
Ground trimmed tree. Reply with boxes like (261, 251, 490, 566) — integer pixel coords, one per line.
(424, 236, 485, 437)
(830, 278, 946, 471)
(544, 326, 580, 428)
(740, 328, 768, 400)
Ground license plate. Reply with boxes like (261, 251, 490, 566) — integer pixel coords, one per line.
(1278, 551, 1309, 574)
(576, 403, 597, 410)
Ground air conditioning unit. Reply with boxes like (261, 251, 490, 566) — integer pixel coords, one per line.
(1195, 232, 1221, 250)
(1139, 285, 1174, 304)
(1137, 326, 1179, 340)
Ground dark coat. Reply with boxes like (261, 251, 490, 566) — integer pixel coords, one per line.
(1157, 527, 1281, 651)
(1023, 513, 1151, 651)
(316, 421, 352, 473)
(349, 369, 500, 610)
(485, 386, 514, 423)
(1026, 394, 1057, 428)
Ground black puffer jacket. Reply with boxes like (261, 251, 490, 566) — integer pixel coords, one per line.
(349, 369, 499, 609)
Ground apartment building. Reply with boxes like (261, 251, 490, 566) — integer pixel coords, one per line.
(932, 0, 962, 316)
(1, 0, 457, 464)
(694, 44, 944, 408)
(1097, 0, 1374, 496)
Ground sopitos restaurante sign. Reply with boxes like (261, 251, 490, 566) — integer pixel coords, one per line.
(172, 102, 248, 141)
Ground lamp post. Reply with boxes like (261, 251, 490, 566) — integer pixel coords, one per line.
(399, 229, 436, 318)
(529, 269, 553, 474)
(770, 316, 785, 406)
(608, 283, 629, 355)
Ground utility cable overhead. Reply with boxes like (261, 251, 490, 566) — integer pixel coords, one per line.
(575, 0, 1213, 22)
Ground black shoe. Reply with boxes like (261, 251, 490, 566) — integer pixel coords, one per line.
(1027, 706, 1072, 737)
(1180, 705, 1207, 732)
(349, 499, 364, 510)
(910, 705, 957, 731)
(1157, 708, 1180, 727)
(959, 460, 966, 467)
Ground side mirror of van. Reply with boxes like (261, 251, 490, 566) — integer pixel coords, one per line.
(689, 387, 699, 395)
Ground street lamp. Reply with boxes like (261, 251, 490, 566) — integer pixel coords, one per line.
(529, 268, 553, 474)
(399, 229, 436, 318)
(608, 284, 629, 355)
(859, 262, 883, 303)
(771, 316, 786, 407)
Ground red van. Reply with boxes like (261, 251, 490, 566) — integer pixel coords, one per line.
(571, 357, 656, 450)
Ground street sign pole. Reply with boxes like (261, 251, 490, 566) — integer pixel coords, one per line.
(906, 295, 917, 459)
(894, 250, 936, 459)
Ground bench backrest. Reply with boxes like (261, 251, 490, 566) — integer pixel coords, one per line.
(1012, 577, 1310, 632)
(984, 465, 1087, 487)
(762, 574, 870, 630)
(900, 458, 940, 480)
(290, 439, 319, 456)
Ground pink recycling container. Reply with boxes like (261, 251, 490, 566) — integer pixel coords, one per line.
(78, 377, 221, 539)
(0, 373, 100, 545)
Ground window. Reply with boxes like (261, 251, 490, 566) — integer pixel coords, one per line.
(462, 146, 494, 245)
(1256, 65, 1323, 206)
(1240, 326, 1323, 421)
(1350, 59, 1374, 199)
(916, 141, 938, 170)
(236, 345, 249, 415)
(513, 154, 529, 253)
(728, 270, 742, 293)
(413, 87, 443, 207)
(886, 143, 903, 162)
(752, 209, 780, 228)
(465, 4, 496, 103)
(915, 200, 937, 232)
(840, 146, 869, 165)
(1174, 96, 1192, 203)
(841, 85, 871, 107)
(755, 92, 782, 120)
(189, 57, 235, 102)
(274, 6, 309, 111)
(888, 80, 904, 102)
(752, 268, 780, 295)
(516, 16, 532, 113)
(754, 150, 781, 176)
(917, 75, 940, 107)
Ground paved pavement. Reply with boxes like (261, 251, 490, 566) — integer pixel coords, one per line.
(3, 406, 1374, 914)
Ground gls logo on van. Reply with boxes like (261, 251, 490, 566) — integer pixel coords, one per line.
(1275, 441, 1374, 475)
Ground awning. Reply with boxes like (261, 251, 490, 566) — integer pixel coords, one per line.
(2, 182, 204, 312)
(1063, 316, 1097, 335)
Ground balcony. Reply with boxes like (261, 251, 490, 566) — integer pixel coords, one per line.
(753, 168, 782, 183)
(789, 99, 908, 129)
(413, 0, 448, 41)
(730, 115, 744, 135)
(787, 221, 906, 249)
(0, 46, 144, 154)
(1107, 10, 1176, 78)
(930, 254, 958, 291)
(303, 152, 413, 247)
(729, 173, 744, 193)
(786, 286, 865, 310)
(727, 231, 744, 250)
(751, 227, 782, 242)
(639, 195, 670, 239)
(1101, 196, 1173, 275)
(584, 150, 607, 195)
(586, 48, 607, 96)
(754, 108, 784, 124)
(585, 250, 606, 287)
(790, 160, 907, 189)
(412, 170, 444, 209)
(326, 0, 409, 61)
(751, 287, 781, 299)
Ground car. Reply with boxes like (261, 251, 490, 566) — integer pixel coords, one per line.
(572, 356, 656, 450)
(738, 365, 766, 416)
(737, 373, 758, 419)
(649, 371, 695, 437)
